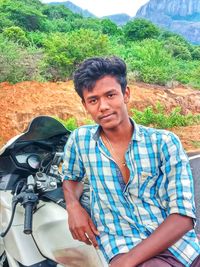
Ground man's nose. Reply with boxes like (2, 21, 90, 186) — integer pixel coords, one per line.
(99, 98, 109, 111)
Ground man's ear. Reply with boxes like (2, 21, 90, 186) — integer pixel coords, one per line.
(124, 86, 130, 104)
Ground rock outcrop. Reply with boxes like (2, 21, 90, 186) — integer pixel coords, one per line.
(136, 0, 200, 44)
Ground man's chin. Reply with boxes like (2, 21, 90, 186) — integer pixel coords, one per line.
(99, 121, 119, 130)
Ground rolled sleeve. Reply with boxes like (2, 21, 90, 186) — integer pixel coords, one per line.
(62, 130, 85, 182)
(160, 133, 196, 219)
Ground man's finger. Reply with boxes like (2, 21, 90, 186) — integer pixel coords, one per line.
(89, 219, 100, 236)
(78, 231, 92, 245)
(86, 228, 99, 248)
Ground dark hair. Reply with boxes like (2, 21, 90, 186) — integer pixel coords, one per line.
(73, 56, 127, 99)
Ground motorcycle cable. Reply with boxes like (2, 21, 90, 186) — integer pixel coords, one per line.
(0, 178, 37, 237)
(0, 198, 19, 237)
(0, 180, 26, 237)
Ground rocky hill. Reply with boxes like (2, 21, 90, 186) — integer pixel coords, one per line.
(136, 0, 200, 44)
(102, 14, 131, 26)
(49, 1, 95, 17)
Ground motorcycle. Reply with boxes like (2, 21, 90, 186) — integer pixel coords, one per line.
(0, 116, 107, 267)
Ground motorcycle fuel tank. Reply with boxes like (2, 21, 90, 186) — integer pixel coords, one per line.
(32, 201, 107, 267)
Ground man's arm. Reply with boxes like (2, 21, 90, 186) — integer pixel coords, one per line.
(62, 180, 99, 248)
(111, 133, 195, 267)
(110, 213, 193, 267)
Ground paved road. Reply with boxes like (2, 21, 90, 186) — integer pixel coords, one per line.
(189, 154, 200, 236)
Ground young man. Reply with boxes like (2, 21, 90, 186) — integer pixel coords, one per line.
(62, 56, 200, 267)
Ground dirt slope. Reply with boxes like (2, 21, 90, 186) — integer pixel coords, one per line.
(0, 81, 200, 152)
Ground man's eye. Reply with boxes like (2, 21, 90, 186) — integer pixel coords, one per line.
(108, 94, 115, 98)
(89, 99, 97, 104)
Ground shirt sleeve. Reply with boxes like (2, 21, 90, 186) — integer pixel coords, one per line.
(62, 129, 85, 182)
(160, 132, 196, 220)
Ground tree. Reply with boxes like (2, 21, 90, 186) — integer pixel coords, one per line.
(3, 26, 28, 45)
(123, 18, 160, 41)
(0, 0, 45, 31)
(164, 36, 192, 60)
(100, 18, 119, 35)
(191, 46, 200, 60)
(43, 29, 111, 80)
(42, 4, 74, 20)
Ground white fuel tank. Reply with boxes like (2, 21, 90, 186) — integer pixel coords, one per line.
(32, 201, 107, 267)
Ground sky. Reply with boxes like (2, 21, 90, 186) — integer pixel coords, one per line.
(40, 0, 150, 17)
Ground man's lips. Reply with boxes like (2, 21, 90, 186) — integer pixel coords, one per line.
(98, 113, 114, 120)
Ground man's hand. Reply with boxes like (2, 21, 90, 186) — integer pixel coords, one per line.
(67, 202, 99, 248)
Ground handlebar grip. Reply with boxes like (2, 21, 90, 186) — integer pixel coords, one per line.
(24, 203, 34, 234)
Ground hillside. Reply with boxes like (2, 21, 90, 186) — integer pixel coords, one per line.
(136, 0, 200, 44)
(0, 81, 199, 153)
(46, 0, 200, 44)
(49, 1, 95, 17)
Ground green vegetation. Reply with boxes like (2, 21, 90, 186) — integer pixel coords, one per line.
(190, 141, 200, 149)
(131, 103, 200, 129)
(59, 103, 200, 131)
(0, 0, 199, 89)
(57, 117, 78, 131)
(123, 18, 160, 41)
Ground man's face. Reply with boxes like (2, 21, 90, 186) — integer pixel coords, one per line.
(82, 76, 130, 130)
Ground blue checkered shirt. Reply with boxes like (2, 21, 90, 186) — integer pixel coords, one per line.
(62, 120, 200, 266)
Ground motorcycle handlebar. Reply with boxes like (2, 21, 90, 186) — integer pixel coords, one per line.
(24, 202, 34, 234)
(23, 192, 38, 234)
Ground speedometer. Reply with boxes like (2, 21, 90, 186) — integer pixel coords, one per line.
(26, 154, 41, 169)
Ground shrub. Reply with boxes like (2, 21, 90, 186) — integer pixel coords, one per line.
(57, 117, 78, 131)
(3, 26, 28, 45)
(0, 35, 43, 83)
(123, 18, 160, 41)
(125, 39, 176, 85)
(26, 31, 47, 47)
(174, 60, 200, 88)
(131, 103, 200, 129)
(191, 46, 200, 60)
(43, 29, 111, 80)
(164, 38, 192, 61)
(100, 18, 119, 35)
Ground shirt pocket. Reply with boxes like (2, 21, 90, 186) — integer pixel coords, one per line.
(138, 170, 158, 201)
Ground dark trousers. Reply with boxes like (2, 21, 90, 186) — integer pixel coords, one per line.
(111, 250, 200, 267)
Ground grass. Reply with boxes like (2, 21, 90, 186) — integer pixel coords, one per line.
(190, 141, 200, 149)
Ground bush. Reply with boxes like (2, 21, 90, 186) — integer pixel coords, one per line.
(164, 36, 192, 60)
(125, 39, 176, 85)
(174, 60, 200, 88)
(131, 103, 200, 129)
(0, 0, 45, 31)
(100, 18, 119, 35)
(3, 26, 28, 45)
(123, 18, 160, 41)
(191, 46, 200, 60)
(43, 29, 111, 80)
(0, 35, 43, 83)
(26, 31, 47, 47)
(57, 117, 78, 131)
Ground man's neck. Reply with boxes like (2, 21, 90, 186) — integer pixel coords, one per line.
(101, 118, 133, 143)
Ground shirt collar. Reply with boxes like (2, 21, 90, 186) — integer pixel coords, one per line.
(92, 118, 143, 142)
